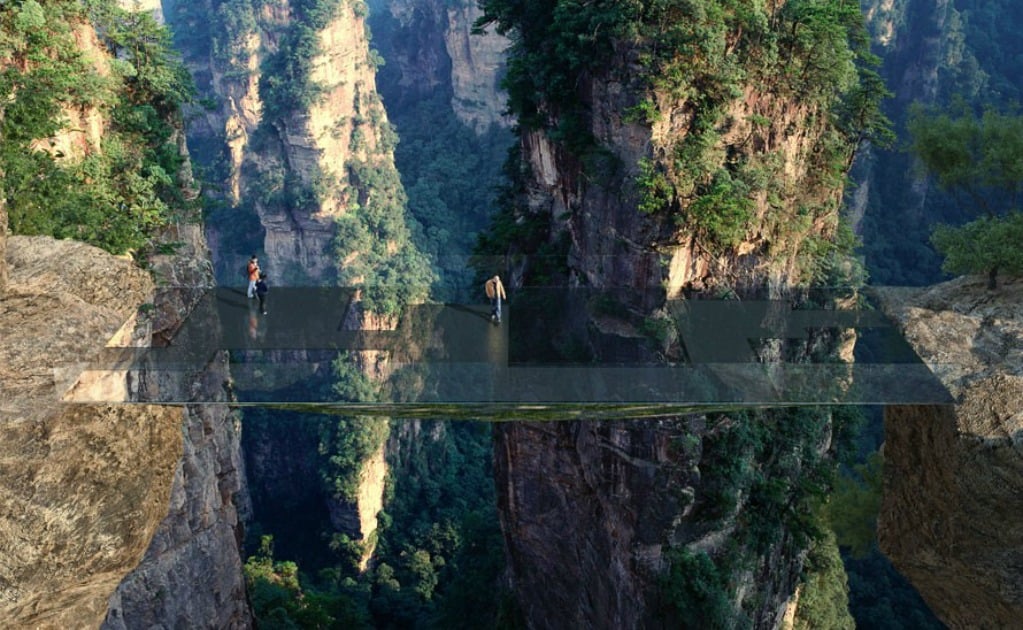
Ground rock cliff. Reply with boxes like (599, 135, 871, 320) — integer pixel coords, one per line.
(477, 0, 875, 625)
(172, 0, 413, 285)
(0, 236, 182, 628)
(875, 277, 1023, 628)
(101, 223, 252, 629)
(375, 0, 509, 132)
(169, 0, 434, 568)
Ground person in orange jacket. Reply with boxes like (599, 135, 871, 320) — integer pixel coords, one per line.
(246, 255, 260, 298)
(484, 275, 506, 323)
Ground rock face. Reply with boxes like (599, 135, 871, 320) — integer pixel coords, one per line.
(377, 0, 509, 132)
(494, 414, 833, 629)
(170, 0, 425, 564)
(101, 224, 252, 628)
(0, 236, 183, 628)
(493, 422, 689, 627)
(875, 277, 1023, 628)
(174, 0, 405, 284)
(484, 1, 871, 625)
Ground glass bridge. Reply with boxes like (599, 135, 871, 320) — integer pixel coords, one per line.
(60, 286, 953, 419)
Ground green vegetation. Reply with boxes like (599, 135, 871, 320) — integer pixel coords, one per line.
(475, 0, 890, 257)
(660, 548, 741, 628)
(244, 534, 372, 628)
(859, 0, 1023, 285)
(1, 0, 195, 255)
(659, 406, 859, 623)
(368, 422, 507, 628)
(258, 0, 343, 123)
(241, 413, 507, 628)
(907, 105, 1023, 287)
(828, 451, 883, 559)
(793, 530, 855, 630)
(931, 212, 1023, 286)
(389, 95, 513, 301)
(334, 156, 433, 316)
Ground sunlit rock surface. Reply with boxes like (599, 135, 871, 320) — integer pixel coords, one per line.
(0, 236, 182, 627)
(876, 277, 1023, 628)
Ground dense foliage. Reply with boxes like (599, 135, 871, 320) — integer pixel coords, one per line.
(241, 412, 507, 628)
(792, 530, 856, 630)
(658, 406, 859, 625)
(475, 0, 890, 256)
(931, 212, 1023, 285)
(1, 0, 194, 254)
(388, 95, 513, 301)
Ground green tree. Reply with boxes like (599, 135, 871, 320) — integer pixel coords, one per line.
(931, 211, 1023, 287)
(826, 451, 882, 558)
(1, 0, 194, 255)
(244, 535, 334, 628)
(908, 105, 1023, 287)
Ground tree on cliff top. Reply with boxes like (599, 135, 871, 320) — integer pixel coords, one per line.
(908, 104, 1023, 288)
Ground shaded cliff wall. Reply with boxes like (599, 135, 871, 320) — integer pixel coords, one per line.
(494, 412, 841, 628)
(101, 223, 252, 629)
(875, 278, 1023, 628)
(372, 0, 509, 132)
(0, 236, 182, 628)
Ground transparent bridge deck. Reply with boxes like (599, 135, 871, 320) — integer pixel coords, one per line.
(64, 287, 954, 416)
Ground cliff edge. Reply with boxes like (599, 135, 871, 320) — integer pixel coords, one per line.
(0, 236, 183, 627)
(875, 277, 1023, 628)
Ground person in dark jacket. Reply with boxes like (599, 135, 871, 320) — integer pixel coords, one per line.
(256, 272, 269, 314)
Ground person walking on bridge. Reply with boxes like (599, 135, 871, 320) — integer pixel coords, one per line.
(485, 275, 506, 324)
(256, 272, 269, 315)
(246, 255, 260, 299)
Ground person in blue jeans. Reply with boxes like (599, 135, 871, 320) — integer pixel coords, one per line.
(484, 275, 506, 323)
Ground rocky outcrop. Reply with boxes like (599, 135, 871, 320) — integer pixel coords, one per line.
(875, 277, 1023, 628)
(100, 223, 251, 628)
(519, 74, 847, 303)
(0, 236, 182, 628)
(328, 443, 387, 570)
(172, 0, 418, 574)
(444, 2, 508, 132)
(494, 414, 830, 629)
(494, 421, 686, 627)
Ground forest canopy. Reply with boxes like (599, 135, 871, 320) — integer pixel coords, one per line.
(1, 0, 195, 255)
